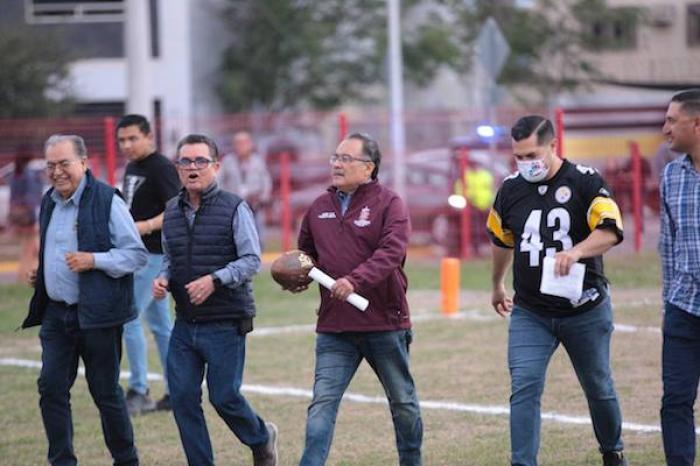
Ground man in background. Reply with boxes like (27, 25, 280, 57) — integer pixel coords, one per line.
(117, 114, 180, 415)
(218, 130, 272, 249)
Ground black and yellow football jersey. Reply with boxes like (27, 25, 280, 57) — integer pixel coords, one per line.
(487, 159, 623, 316)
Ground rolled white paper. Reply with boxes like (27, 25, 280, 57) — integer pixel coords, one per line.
(308, 267, 369, 311)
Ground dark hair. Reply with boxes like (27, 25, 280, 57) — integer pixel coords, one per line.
(346, 132, 381, 180)
(670, 89, 700, 116)
(116, 114, 151, 135)
(176, 134, 220, 161)
(511, 115, 555, 145)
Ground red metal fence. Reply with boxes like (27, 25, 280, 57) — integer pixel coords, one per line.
(0, 107, 668, 256)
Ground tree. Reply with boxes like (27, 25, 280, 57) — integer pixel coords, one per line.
(217, 0, 461, 112)
(0, 27, 73, 118)
(444, 0, 642, 105)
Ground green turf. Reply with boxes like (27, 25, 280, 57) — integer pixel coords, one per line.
(0, 251, 665, 465)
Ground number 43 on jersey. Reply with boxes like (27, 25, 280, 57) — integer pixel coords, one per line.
(520, 208, 573, 267)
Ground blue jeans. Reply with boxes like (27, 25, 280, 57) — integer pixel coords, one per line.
(508, 298, 623, 466)
(300, 330, 423, 466)
(661, 302, 700, 466)
(167, 319, 269, 466)
(123, 253, 172, 394)
(38, 302, 138, 466)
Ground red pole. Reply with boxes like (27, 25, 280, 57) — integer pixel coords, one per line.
(89, 155, 101, 179)
(280, 151, 292, 252)
(103, 117, 117, 186)
(630, 141, 643, 253)
(458, 149, 472, 260)
(338, 112, 348, 142)
(555, 107, 564, 159)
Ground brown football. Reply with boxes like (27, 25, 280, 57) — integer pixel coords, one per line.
(270, 249, 315, 290)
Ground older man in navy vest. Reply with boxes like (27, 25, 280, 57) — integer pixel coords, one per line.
(153, 134, 277, 466)
(22, 134, 148, 466)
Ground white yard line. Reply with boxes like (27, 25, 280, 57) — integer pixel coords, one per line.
(250, 310, 661, 337)
(0, 357, 674, 435)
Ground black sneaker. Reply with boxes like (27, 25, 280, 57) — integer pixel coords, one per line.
(602, 451, 628, 466)
(155, 394, 171, 411)
(252, 422, 278, 466)
(125, 388, 156, 416)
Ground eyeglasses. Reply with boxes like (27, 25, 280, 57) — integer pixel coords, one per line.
(175, 157, 214, 169)
(45, 159, 80, 173)
(330, 154, 373, 164)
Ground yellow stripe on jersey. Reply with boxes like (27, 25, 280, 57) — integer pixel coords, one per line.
(587, 196, 623, 232)
(487, 208, 514, 247)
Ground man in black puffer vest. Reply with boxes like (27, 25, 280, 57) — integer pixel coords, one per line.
(23, 134, 147, 466)
(153, 134, 277, 466)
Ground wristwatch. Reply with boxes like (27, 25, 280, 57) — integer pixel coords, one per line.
(210, 273, 223, 289)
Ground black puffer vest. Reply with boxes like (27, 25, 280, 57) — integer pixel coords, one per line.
(23, 170, 135, 329)
(163, 186, 256, 322)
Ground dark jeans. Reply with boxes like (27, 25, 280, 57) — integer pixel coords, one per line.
(38, 301, 138, 466)
(299, 330, 423, 466)
(508, 299, 623, 466)
(167, 319, 269, 466)
(661, 302, 700, 466)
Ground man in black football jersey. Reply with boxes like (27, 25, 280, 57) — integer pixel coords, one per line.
(117, 114, 180, 415)
(487, 115, 627, 466)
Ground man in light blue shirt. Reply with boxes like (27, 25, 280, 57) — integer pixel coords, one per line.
(22, 134, 147, 466)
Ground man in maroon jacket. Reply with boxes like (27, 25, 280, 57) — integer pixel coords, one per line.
(296, 132, 423, 466)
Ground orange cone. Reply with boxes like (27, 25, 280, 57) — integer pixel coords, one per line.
(441, 258, 460, 315)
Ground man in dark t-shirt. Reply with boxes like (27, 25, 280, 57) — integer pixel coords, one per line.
(117, 114, 180, 415)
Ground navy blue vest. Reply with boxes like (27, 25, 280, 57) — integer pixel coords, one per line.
(163, 187, 256, 322)
(22, 170, 135, 329)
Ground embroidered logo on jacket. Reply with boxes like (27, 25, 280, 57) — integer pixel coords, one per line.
(354, 206, 371, 227)
(318, 211, 336, 219)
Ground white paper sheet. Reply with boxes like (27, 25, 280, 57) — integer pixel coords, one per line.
(308, 267, 369, 311)
(539, 256, 585, 303)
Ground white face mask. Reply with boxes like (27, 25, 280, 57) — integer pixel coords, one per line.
(516, 157, 549, 183)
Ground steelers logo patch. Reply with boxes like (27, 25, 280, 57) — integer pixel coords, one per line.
(555, 186, 572, 204)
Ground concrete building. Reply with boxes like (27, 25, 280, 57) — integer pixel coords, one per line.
(1, 0, 231, 154)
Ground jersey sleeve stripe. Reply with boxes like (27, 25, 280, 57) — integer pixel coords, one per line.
(487, 208, 514, 247)
(587, 196, 623, 232)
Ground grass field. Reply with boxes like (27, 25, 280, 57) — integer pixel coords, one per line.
(0, 251, 668, 465)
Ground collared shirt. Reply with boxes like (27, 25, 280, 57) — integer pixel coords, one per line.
(44, 176, 148, 305)
(336, 190, 353, 216)
(160, 185, 261, 287)
(218, 152, 272, 204)
(659, 154, 700, 315)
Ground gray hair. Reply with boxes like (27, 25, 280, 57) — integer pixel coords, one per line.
(44, 134, 88, 159)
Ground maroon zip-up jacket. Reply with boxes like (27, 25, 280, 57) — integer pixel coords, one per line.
(298, 179, 412, 333)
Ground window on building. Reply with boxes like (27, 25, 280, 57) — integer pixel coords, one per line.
(25, 0, 124, 24)
(583, 7, 638, 51)
(689, 4, 700, 47)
